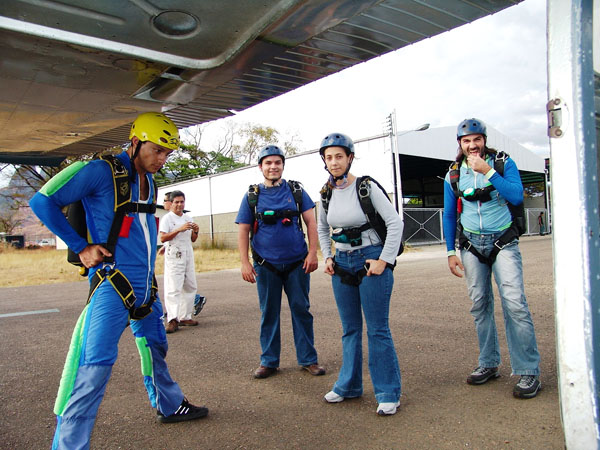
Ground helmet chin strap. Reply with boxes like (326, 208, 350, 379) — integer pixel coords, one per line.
(264, 176, 282, 187)
(329, 173, 349, 188)
(129, 140, 142, 181)
(323, 154, 353, 185)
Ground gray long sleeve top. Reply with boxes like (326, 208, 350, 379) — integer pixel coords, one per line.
(317, 178, 404, 265)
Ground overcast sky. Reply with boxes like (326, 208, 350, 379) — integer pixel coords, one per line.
(200, 0, 549, 158)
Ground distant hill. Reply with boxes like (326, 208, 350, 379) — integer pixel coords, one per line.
(1, 170, 53, 244)
(14, 206, 53, 244)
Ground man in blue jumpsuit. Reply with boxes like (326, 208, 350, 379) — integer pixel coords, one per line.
(442, 118, 541, 399)
(30, 112, 208, 449)
(236, 145, 326, 379)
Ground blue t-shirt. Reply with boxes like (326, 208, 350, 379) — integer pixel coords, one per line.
(235, 180, 314, 264)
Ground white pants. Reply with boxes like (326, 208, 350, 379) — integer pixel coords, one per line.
(163, 244, 197, 322)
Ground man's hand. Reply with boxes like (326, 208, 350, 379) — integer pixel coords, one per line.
(79, 244, 112, 268)
(178, 222, 196, 233)
(241, 260, 257, 283)
(324, 257, 335, 276)
(365, 259, 387, 276)
(448, 255, 465, 278)
(303, 251, 318, 274)
(467, 153, 492, 175)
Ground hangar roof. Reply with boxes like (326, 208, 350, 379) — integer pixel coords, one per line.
(397, 125, 545, 173)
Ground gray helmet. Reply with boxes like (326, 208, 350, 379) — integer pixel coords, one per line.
(258, 145, 285, 164)
(457, 118, 487, 140)
(319, 133, 354, 156)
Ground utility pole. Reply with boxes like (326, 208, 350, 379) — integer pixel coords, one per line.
(385, 110, 429, 216)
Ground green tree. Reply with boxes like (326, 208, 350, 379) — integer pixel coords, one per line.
(231, 123, 302, 164)
(234, 124, 279, 165)
(0, 163, 59, 234)
(0, 197, 25, 234)
(155, 143, 246, 185)
(0, 151, 115, 234)
(155, 122, 301, 185)
(1, 149, 110, 197)
(406, 197, 423, 206)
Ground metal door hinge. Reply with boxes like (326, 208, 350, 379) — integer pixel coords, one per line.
(547, 98, 565, 138)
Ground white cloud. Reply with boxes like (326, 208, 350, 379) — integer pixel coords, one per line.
(199, 0, 549, 158)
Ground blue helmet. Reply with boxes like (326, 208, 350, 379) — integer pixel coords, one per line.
(457, 118, 487, 140)
(258, 145, 285, 164)
(319, 132, 354, 156)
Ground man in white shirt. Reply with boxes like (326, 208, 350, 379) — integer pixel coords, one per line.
(159, 190, 199, 333)
(157, 191, 172, 256)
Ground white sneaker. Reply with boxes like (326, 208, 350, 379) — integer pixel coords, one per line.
(377, 401, 400, 415)
(324, 391, 344, 403)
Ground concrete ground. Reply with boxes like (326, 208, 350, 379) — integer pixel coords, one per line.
(0, 236, 562, 449)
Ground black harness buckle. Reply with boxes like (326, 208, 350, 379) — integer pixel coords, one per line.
(87, 266, 155, 321)
(333, 262, 366, 286)
(357, 180, 370, 201)
(332, 259, 393, 286)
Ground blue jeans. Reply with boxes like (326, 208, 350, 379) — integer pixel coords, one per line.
(330, 245, 401, 403)
(254, 262, 318, 367)
(461, 231, 540, 375)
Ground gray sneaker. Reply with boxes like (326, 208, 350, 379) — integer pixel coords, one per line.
(467, 366, 500, 385)
(513, 375, 541, 399)
(194, 295, 206, 316)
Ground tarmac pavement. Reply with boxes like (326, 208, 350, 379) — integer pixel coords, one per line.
(0, 236, 562, 449)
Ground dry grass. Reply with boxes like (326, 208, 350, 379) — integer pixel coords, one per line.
(0, 246, 241, 287)
(0, 243, 409, 288)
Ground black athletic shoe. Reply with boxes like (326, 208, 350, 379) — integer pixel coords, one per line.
(467, 366, 500, 385)
(513, 375, 541, 399)
(157, 398, 209, 423)
(194, 295, 207, 316)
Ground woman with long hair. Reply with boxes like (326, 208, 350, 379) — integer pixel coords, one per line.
(317, 132, 403, 415)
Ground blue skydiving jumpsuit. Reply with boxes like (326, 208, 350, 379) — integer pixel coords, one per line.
(29, 151, 184, 450)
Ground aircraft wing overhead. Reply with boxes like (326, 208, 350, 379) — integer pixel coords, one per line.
(0, 0, 521, 165)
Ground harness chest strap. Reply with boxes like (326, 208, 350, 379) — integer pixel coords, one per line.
(451, 152, 524, 266)
(321, 175, 404, 259)
(256, 209, 300, 220)
(247, 180, 306, 270)
(67, 154, 158, 269)
(103, 155, 157, 259)
(248, 180, 304, 236)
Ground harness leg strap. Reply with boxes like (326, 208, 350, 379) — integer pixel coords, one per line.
(252, 248, 305, 278)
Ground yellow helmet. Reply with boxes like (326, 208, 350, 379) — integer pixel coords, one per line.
(129, 112, 180, 150)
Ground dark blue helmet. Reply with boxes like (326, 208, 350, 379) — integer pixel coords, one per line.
(258, 145, 285, 164)
(319, 133, 354, 156)
(457, 118, 487, 140)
